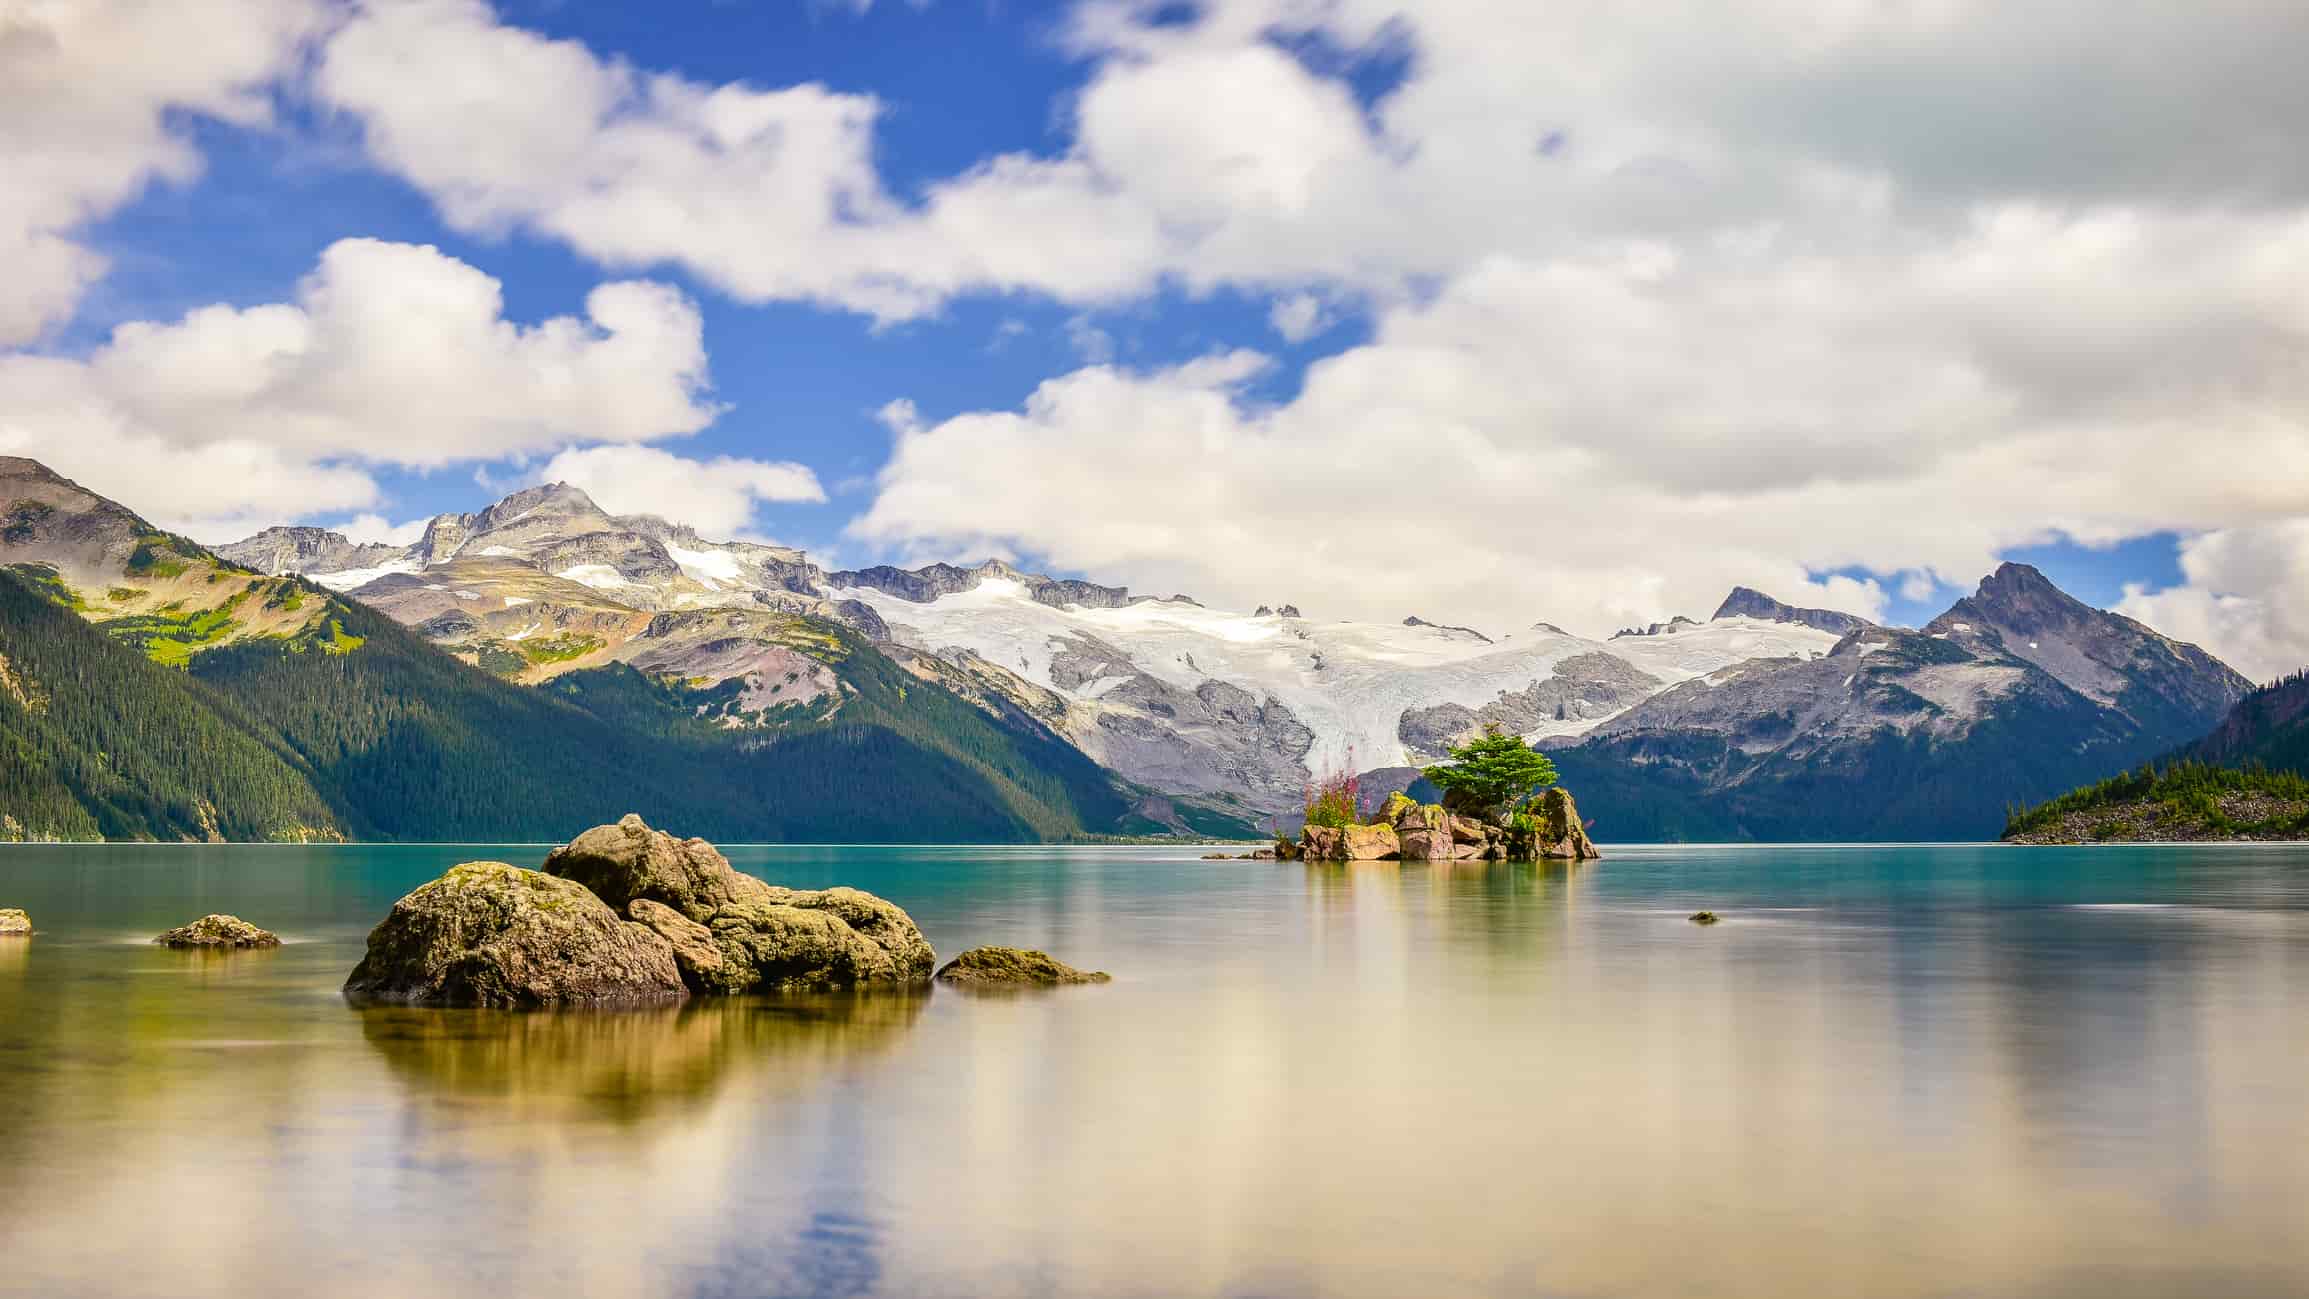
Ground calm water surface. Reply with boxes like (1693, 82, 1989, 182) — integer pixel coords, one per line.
(2, 842, 2307, 1298)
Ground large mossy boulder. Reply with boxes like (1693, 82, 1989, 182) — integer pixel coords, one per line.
(154, 914, 279, 948)
(550, 815, 936, 994)
(543, 813, 773, 922)
(935, 946, 1110, 986)
(0, 908, 28, 936)
(344, 862, 687, 1007)
(700, 887, 936, 993)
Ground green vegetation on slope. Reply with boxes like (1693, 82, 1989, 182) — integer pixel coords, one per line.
(181, 595, 1130, 843)
(2176, 670, 2309, 775)
(0, 569, 344, 842)
(2002, 762, 2309, 843)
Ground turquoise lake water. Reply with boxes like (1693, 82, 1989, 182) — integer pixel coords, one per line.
(2, 841, 2307, 1298)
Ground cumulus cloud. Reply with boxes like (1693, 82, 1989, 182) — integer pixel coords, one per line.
(540, 444, 826, 538)
(853, 211, 2309, 645)
(2118, 523, 2309, 683)
(0, 238, 721, 537)
(331, 513, 431, 547)
(0, 0, 322, 343)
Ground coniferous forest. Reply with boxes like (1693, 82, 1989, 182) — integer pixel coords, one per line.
(0, 567, 1144, 843)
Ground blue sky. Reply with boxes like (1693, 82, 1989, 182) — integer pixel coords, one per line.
(4, 0, 2304, 672)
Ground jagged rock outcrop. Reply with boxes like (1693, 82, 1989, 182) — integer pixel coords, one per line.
(0, 908, 28, 935)
(934, 946, 1111, 986)
(544, 814, 935, 994)
(214, 526, 401, 577)
(153, 914, 280, 948)
(543, 812, 774, 920)
(344, 862, 688, 1006)
(1528, 787, 1601, 860)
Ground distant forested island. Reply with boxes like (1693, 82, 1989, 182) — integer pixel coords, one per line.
(2004, 763, 2309, 844)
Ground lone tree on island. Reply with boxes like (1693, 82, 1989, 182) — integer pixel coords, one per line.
(1421, 725, 1557, 818)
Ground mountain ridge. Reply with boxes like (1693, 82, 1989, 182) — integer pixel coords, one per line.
(113, 464, 2262, 841)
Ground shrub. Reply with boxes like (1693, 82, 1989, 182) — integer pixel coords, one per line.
(1303, 748, 1363, 828)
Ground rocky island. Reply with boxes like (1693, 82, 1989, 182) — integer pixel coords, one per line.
(1285, 727, 1601, 862)
(2003, 762, 2309, 844)
(346, 814, 937, 1006)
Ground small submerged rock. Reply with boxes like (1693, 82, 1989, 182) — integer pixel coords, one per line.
(934, 946, 1110, 987)
(1689, 911, 1722, 926)
(0, 908, 29, 936)
(154, 914, 279, 948)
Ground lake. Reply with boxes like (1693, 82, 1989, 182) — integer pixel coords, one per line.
(2, 841, 2307, 1298)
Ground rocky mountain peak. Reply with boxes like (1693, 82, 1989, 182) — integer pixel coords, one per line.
(1928, 561, 2248, 725)
(216, 525, 402, 577)
(1712, 586, 1874, 636)
(470, 481, 613, 532)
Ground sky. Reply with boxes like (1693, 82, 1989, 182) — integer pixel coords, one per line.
(2, 0, 2306, 679)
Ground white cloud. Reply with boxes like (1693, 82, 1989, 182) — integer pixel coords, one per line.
(2118, 523, 2309, 684)
(0, 238, 721, 537)
(540, 444, 826, 538)
(852, 213, 2309, 647)
(1063, 314, 1116, 364)
(0, 0, 322, 343)
(1268, 294, 1329, 343)
(331, 513, 431, 547)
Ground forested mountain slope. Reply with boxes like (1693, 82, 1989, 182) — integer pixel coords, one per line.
(0, 460, 1175, 843)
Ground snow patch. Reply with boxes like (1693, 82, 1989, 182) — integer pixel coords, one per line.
(555, 564, 630, 590)
(668, 545, 743, 586)
(308, 559, 418, 591)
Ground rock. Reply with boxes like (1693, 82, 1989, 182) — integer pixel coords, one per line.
(1530, 787, 1602, 860)
(1690, 911, 1721, 925)
(1250, 848, 1277, 860)
(1439, 785, 1489, 818)
(628, 898, 736, 992)
(1301, 822, 1403, 860)
(703, 887, 936, 992)
(1342, 822, 1401, 861)
(0, 908, 28, 935)
(1378, 791, 1420, 826)
(1396, 827, 1449, 861)
(344, 861, 687, 1007)
(154, 914, 280, 948)
(1273, 837, 1303, 861)
(1447, 814, 1488, 845)
(1301, 825, 1347, 860)
(934, 946, 1111, 986)
(1200, 852, 1232, 859)
(542, 813, 773, 922)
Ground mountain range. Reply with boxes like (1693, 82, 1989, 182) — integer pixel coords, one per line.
(0, 455, 2265, 842)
